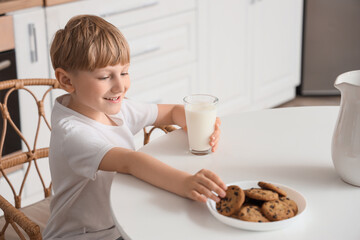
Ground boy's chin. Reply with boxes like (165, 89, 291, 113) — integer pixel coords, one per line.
(105, 106, 122, 115)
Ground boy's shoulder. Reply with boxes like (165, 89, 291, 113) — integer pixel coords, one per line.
(56, 115, 90, 132)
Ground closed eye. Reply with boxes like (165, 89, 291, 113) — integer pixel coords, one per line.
(99, 76, 110, 80)
(121, 73, 128, 76)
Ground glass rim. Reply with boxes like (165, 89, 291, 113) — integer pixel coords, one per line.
(183, 94, 219, 105)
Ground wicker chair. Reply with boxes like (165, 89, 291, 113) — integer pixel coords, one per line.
(0, 78, 60, 240)
(143, 125, 177, 145)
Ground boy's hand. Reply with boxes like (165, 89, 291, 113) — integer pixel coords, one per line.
(210, 117, 221, 152)
(183, 169, 227, 203)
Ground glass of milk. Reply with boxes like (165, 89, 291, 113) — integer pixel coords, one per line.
(183, 94, 218, 155)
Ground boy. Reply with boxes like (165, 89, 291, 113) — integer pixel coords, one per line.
(43, 15, 226, 240)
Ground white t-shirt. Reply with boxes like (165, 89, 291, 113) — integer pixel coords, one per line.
(43, 94, 158, 240)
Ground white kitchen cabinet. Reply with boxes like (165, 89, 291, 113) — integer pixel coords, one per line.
(121, 11, 196, 82)
(249, 0, 303, 109)
(198, 0, 303, 115)
(198, 0, 250, 116)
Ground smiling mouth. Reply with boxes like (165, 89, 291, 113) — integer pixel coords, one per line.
(104, 96, 121, 102)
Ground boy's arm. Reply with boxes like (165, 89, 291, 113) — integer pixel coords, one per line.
(154, 104, 186, 129)
(98, 147, 226, 203)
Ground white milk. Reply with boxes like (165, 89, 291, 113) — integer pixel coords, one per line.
(185, 103, 217, 153)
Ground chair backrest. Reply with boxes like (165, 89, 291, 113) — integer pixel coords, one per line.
(0, 78, 60, 209)
(143, 125, 177, 145)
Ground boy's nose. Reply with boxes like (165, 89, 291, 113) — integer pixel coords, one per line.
(112, 77, 125, 93)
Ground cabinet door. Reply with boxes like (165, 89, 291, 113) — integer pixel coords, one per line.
(12, 7, 49, 79)
(198, 0, 250, 116)
(249, 0, 303, 104)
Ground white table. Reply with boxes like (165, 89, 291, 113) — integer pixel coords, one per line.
(110, 106, 360, 240)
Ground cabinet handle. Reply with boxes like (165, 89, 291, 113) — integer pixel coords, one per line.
(0, 60, 11, 72)
(100, 1, 158, 18)
(131, 46, 160, 58)
(28, 23, 38, 63)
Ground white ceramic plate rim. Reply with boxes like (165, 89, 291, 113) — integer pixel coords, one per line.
(206, 180, 307, 231)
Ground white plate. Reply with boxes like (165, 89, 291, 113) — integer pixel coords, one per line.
(206, 180, 307, 231)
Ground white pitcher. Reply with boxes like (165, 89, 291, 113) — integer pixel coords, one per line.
(332, 70, 360, 186)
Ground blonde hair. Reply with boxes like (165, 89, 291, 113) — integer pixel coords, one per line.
(50, 15, 130, 72)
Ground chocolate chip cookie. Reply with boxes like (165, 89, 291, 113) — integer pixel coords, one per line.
(258, 181, 287, 197)
(279, 196, 298, 215)
(238, 204, 269, 222)
(244, 188, 279, 201)
(261, 199, 295, 221)
(216, 185, 245, 216)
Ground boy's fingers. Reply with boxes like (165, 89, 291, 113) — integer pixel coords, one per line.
(197, 177, 225, 198)
(201, 170, 227, 194)
(194, 184, 220, 202)
(210, 136, 220, 147)
(214, 121, 221, 131)
(210, 131, 220, 146)
(212, 118, 221, 133)
(189, 190, 207, 203)
(211, 144, 218, 152)
(210, 130, 220, 141)
(210, 118, 221, 149)
(215, 117, 221, 127)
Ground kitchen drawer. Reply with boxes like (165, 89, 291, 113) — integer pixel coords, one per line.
(121, 11, 196, 80)
(101, 0, 195, 28)
(127, 64, 196, 104)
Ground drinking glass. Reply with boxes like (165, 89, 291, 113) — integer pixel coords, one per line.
(183, 94, 218, 155)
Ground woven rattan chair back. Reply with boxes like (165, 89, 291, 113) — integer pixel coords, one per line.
(0, 78, 60, 240)
(143, 125, 177, 145)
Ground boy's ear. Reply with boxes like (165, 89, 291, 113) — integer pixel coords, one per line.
(55, 68, 74, 93)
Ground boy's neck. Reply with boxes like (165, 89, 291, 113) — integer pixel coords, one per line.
(65, 95, 118, 126)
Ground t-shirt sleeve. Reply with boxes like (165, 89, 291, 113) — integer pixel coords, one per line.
(121, 99, 158, 135)
(62, 124, 113, 180)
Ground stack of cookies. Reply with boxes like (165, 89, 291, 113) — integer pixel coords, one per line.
(216, 181, 298, 222)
